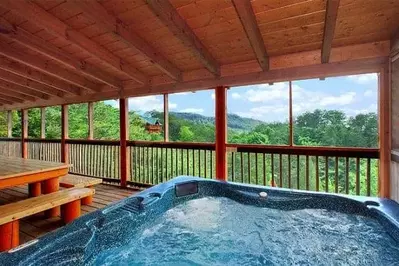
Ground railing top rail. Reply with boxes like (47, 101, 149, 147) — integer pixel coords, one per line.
(128, 140, 215, 150)
(226, 144, 379, 158)
(1, 138, 379, 158)
(0, 137, 20, 142)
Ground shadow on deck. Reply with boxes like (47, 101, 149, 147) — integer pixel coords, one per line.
(0, 184, 138, 245)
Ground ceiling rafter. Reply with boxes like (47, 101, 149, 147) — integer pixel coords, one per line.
(0, 69, 65, 98)
(0, 0, 147, 85)
(0, 40, 101, 94)
(0, 85, 36, 102)
(321, 0, 340, 63)
(0, 18, 122, 89)
(0, 92, 24, 103)
(146, 0, 220, 77)
(232, 0, 269, 71)
(0, 97, 13, 105)
(0, 56, 84, 97)
(73, 1, 182, 80)
(0, 80, 49, 100)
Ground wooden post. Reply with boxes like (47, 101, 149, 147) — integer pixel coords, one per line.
(88, 102, 94, 140)
(7, 110, 12, 138)
(120, 98, 129, 188)
(40, 107, 45, 139)
(61, 104, 69, 163)
(163, 93, 169, 142)
(21, 109, 27, 158)
(215, 86, 227, 181)
(379, 63, 391, 198)
(289, 81, 293, 146)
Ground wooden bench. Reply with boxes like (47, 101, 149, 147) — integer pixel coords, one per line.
(60, 174, 102, 205)
(0, 187, 94, 252)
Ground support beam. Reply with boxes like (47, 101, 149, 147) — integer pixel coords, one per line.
(119, 98, 129, 188)
(40, 107, 45, 139)
(0, 80, 49, 100)
(379, 63, 391, 198)
(0, 0, 147, 84)
(0, 21, 121, 89)
(74, 1, 181, 80)
(0, 41, 98, 93)
(61, 105, 69, 163)
(215, 86, 227, 181)
(0, 55, 388, 111)
(163, 94, 169, 141)
(88, 102, 94, 140)
(7, 110, 12, 138)
(21, 109, 27, 158)
(321, 0, 340, 63)
(232, 0, 269, 71)
(0, 69, 64, 98)
(146, 0, 220, 77)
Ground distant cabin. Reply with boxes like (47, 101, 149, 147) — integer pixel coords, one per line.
(143, 117, 162, 133)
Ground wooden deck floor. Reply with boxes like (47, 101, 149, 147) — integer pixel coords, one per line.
(0, 184, 138, 245)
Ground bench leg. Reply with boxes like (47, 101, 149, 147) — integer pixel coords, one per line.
(81, 186, 93, 205)
(0, 221, 19, 252)
(42, 177, 60, 218)
(61, 200, 81, 224)
(28, 182, 41, 197)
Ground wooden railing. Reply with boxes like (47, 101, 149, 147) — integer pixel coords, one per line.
(0, 138, 379, 196)
(128, 141, 215, 186)
(227, 144, 379, 196)
(0, 138, 21, 157)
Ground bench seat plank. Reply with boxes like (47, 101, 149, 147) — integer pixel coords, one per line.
(0, 188, 93, 226)
(60, 174, 102, 188)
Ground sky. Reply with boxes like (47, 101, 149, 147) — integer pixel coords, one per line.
(105, 73, 378, 122)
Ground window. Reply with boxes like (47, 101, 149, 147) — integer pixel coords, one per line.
(128, 95, 164, 141)
(293, 74, 378, 148)
(168, 90, 215, 143)
(227, 83, 289, 145)
(68, 103, 88, 139)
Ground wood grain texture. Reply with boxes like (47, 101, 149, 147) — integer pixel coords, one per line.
(0, 188, 93, 225)
(0, 156, 69, 180)
(60, 174, 102, 188)
(322, 0, 340, 63)
(232, 0, 269, 70)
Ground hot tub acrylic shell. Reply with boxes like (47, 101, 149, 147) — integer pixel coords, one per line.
(0, 176, 399, 265)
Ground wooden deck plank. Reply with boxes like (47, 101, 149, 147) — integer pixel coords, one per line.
(0, 183, 137, 245)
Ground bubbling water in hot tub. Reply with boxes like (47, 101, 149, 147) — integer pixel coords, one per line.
(94, 197, 399, 265)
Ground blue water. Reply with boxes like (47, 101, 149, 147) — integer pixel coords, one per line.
(94, 197, 399, 265)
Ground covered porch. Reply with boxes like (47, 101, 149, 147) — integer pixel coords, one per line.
(0, 0, 398, 249)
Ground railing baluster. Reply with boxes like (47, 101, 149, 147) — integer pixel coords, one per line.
(325, 156, 329, 192)
(335, 156, 339, 194)
(204, 150, 208, 178)
(279, 153, 283, 187)
(288, 154, 291, 188)
(240, 152, 244, 183)
(345, 157, 349, 194)
(175, 148, 178, 177)
(366, 158, 371, 196)
(171, 148, 174, 178)
(186, 149, 189, 175)
(198, 149, 201, 177)
(271, 154, 274, 186)
(262, 153, 266, 186)
(356, 157, 360, 195)
(247, 152, 251, 184)
(305, 155, 309, 190)
(231, 152, 235, 182)
(296, 155, 300, 189)
(192, 149, 195, 176)
(255, 153, 258, 185)
(315, 156, 319, 192)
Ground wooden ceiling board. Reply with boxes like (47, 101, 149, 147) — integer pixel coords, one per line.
(255, 0, 326, 25)
(258, 11, 325, 34)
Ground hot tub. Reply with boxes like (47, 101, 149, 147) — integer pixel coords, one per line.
(1, 176, 399, 265)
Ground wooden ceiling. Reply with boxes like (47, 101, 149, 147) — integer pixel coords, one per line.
(0, 0, 396, 110)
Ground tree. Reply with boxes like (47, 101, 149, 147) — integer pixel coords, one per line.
(179, 126, 194, 142)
